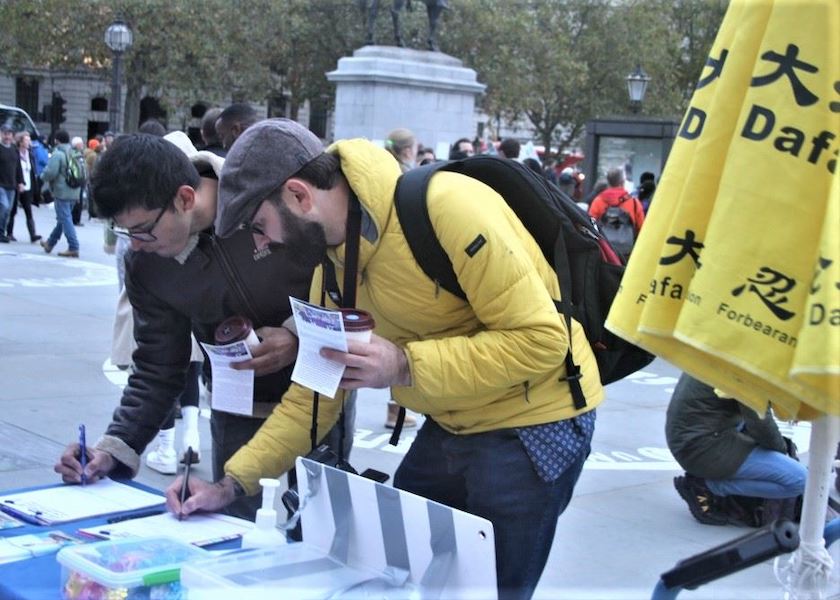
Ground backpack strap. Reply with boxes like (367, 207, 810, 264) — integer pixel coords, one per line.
(395, 161, 466, 301)
(552, 234, 586, 410)
(58, 147, 69, 179)
(395, 158, 587, 412)
(390, 162, 458, 444)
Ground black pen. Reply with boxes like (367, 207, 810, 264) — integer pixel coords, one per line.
(106, 509, 165, 524)
(78, 424, 87, 486)
(179, 446, 194, 521)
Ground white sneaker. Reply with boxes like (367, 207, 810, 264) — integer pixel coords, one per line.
(181, 431, 201, 465)
(146, 446, 177, 475)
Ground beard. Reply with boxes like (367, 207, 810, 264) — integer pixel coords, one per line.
(270, 201, 328, 271)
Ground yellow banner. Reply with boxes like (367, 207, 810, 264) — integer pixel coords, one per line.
(606, 0, 839, 419)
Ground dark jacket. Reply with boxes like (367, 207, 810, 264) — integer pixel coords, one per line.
(100, 227, 312, 476)
(0, 143, 23, 190)
(20, 148, 41, 203)
(665, 373, 787, 479)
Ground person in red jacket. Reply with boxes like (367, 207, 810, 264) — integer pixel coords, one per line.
(588, 167, 646, 236)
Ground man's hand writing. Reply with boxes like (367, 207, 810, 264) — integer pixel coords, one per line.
(320, 334, 411, 389)
(165, 475, 237, 519)
(54, 444, 115, 484)
(230, 326, 298, 376)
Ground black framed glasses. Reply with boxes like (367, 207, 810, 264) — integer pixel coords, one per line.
(111, 204, 169, 242)
(247, 222, 267, 238)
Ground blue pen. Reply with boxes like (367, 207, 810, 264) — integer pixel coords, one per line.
(78, 424, 87, 486)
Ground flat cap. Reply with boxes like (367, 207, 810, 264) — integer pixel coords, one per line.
(215, 118, 324, 237)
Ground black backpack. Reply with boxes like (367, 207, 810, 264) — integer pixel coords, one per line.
(599, 195, 636, 260)
(394, 156, 655, 411)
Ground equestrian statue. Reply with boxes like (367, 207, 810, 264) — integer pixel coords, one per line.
(364, 0, 449, 51)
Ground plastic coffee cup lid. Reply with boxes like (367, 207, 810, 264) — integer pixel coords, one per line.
(215, 315, 254, 344)
(339, 309, 375, 332)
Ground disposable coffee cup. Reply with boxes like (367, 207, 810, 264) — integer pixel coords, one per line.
(340, 309, 375, 343)
(215, 315, 260, 349)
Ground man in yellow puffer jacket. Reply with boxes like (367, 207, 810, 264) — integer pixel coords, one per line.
(168, 119, 603, 599)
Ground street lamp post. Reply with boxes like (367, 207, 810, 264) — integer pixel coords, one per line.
(105, 18, 133, 133)
(626, 64, 651, 114)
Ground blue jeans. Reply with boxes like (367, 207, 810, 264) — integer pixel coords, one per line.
(394, 419, 588, 600)
(0, 186, 13, 234)
(47, 199, 79, 251)
(706, 447, 807, 499)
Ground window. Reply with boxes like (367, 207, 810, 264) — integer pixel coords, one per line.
(91, 97, 108, 112)
(15, 78, 39, 116)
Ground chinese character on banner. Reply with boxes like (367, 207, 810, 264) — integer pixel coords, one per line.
(659, 230, 704, 268)
(751, 43, 819, 106)
(731, 267, 797, 321)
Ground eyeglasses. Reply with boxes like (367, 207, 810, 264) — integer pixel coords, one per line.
(245, 223, 268, 237)
(111, 204, 169, 241)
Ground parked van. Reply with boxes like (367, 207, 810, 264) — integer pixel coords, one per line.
(0, 104, 49, 175)
(0, 104, 41, 138)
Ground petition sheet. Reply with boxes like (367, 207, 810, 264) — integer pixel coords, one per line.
(199, 340, 254, 416)
(290, 297, 347, 398)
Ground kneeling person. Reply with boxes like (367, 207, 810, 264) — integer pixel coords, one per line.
(667, 373, 806, 525)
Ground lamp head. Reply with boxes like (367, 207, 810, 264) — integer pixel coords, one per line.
(105, 19, 133, 53)
(626, 64, 651, 110)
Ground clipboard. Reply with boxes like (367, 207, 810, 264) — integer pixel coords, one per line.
(0, 480, 164, 526)
(78, 512, 253, 547)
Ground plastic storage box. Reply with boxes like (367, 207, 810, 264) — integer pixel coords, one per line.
(57, 536, 207, 600)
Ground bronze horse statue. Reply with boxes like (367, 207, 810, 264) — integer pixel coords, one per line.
(364, 0, 449, 51)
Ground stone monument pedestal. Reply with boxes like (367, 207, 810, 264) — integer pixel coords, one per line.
(327, 46, 485, 156)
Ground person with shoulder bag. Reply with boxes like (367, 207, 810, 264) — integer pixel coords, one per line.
(39, 129, 81, 257)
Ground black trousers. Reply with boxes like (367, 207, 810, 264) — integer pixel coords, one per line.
(6, 190, 38, 240)
(71, 197, 82, 225)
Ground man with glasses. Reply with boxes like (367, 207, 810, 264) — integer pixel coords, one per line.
(53, 132, 324, 519)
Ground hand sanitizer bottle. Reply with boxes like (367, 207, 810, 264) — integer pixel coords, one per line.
(241, 478, 286, 548)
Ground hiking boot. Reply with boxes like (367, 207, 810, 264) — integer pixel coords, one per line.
(58, 249, 79, 258)
(0, 235, 9, 243)
(674, 475, 728, 526)
(385, 401, 416, 429)
(40, 240, 54, 253)
(31, 235, 42, 243)
(145, 446, 177, 475)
